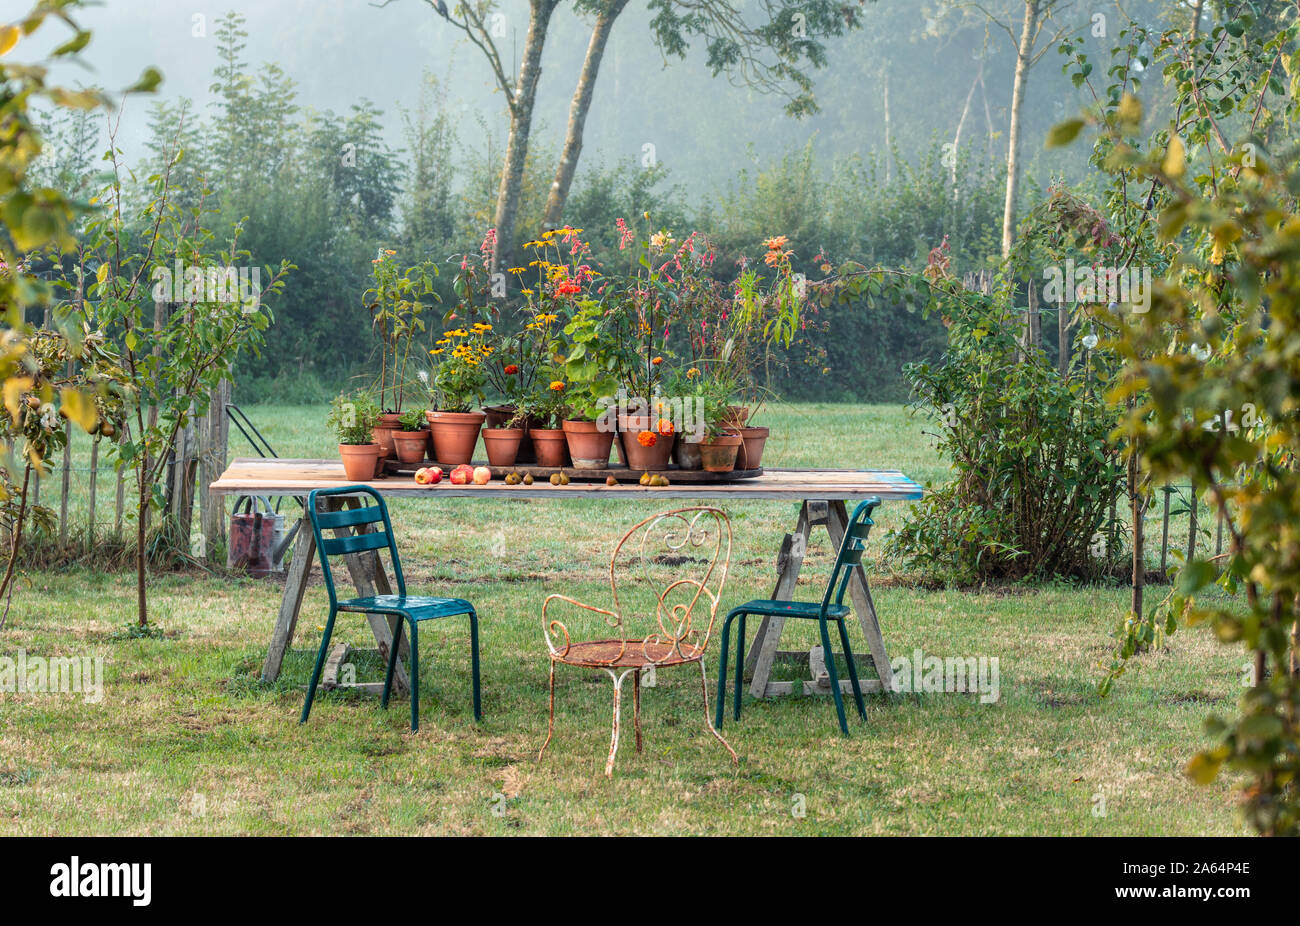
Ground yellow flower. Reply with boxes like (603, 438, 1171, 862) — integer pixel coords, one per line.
(508, 267, 526, 274)
(686, 367, 700, 379)
(522, 289, 535, 296)
(550, 381, 566, 392)
(431, 348, 444, 355)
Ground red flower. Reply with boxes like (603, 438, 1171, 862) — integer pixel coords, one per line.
(504, 364, 518, 375)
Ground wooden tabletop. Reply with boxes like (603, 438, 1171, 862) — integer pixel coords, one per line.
(209, 458, 924, 501)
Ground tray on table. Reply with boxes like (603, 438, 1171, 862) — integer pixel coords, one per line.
(381, 458, 763, 482)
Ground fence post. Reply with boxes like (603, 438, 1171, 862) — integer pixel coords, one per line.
(87, 435, 99, 546)
(58, 420, 71, 545)
(198, 379, 230, 562)
(1159, 485, 1173, 575)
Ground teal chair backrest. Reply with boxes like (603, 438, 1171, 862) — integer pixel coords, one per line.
(307, 486, 407, 610)
(819, 498, 880, 615)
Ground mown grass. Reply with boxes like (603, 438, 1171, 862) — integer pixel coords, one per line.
(0, 402, 1248, 835)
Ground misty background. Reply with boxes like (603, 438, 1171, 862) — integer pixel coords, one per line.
(12, 0, 1176, 402)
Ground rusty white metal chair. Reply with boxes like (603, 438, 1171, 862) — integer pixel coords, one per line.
(537, 507, 738, 777)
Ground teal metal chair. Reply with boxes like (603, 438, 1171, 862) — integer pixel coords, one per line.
(299, 485, 481, 732)
(715, 497, 880, 736)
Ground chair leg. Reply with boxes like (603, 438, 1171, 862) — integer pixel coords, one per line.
(605, 668, 633, 777)
(836, 617, 867, 721)
(408, 620, 420, 733)
(381, 618, 405, 710)
(734, 613, 746, 721)
(300, 608, 337, 724)
(633, 670, 643, 753)
(699, 659, 738, 767)
(715, 611, 735, 729)
(468, 608, 482, 722)
(538, 660, 557, 763)
(818, 615, 850, 736)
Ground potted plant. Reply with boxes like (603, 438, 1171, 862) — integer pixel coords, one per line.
(365, 251, 438, 457)
(481, 409, 525, 467)
(391, 408, 429, 464)
(523, 378, 572, 467)
(698, 396, 744, 473)
(427, 322, 492, 465)
(329, 391, 382, 481)
(560, 302, 621, 469)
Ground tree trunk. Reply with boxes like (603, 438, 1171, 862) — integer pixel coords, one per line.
(882, 67, 892, 184)
(492, 0, 559, 273)
(137, 485, 149, 627)
(542, 0, 629, 230)
(951, 61, 983, 186)
(1002, 0, 1041, 258)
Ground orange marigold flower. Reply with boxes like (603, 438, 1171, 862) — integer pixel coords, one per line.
(550, 381, 566, 391)
(636, 430, 657, 448)
(651, 356, 663, 366)
(504, 364, 519, 375)
(656, 418, 674, 436)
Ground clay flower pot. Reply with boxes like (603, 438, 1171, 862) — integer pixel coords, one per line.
(736, 426, 769, 470)
(621, 414, 675, 471)
(724, 405, 750, 430)
(391, 429, 429, 465)
(528, 428, 571, 467)
(485, 404, 539, 463)
(339, 443, 381, 481)
(426, 409, 485, 466)
(373, 412, 403, 459)
(699, 431, 743, 473)
(672, 438, 703, 470)
(562, 419, 616, 469)
(482, 427, 523, 467)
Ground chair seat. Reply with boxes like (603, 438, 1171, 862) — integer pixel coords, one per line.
(731, 599, 850, 620)
(338, 594, 473, 621)
(551, 638, 704, 669)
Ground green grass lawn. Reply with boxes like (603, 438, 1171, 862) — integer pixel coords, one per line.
(0, 403, 1247, 835)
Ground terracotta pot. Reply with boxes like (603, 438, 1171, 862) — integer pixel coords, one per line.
(699, 431, 743, 473)
(485, 404, 539, 463)
(723, 405, 750, 429)
(484, 404, 517, 429)
(339, 443, 381, 481)
(736, 426, 769, 470)
(482, 427, 523, 467)
(426, 410, 485, 466)
(562, 419, 616, 469)
(528, 428, 571, 467)
(621, 415, 675, 471)
(673, 438, 703, 470)
(391, 429, 429, 465)
(372, 413, 402, 459)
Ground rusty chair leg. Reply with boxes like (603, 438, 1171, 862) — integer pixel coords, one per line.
(633, 669, 643, 753)
(698, 659, 738, 768)
(605, 668, 635, 777)
(538, 660, 557, 764)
